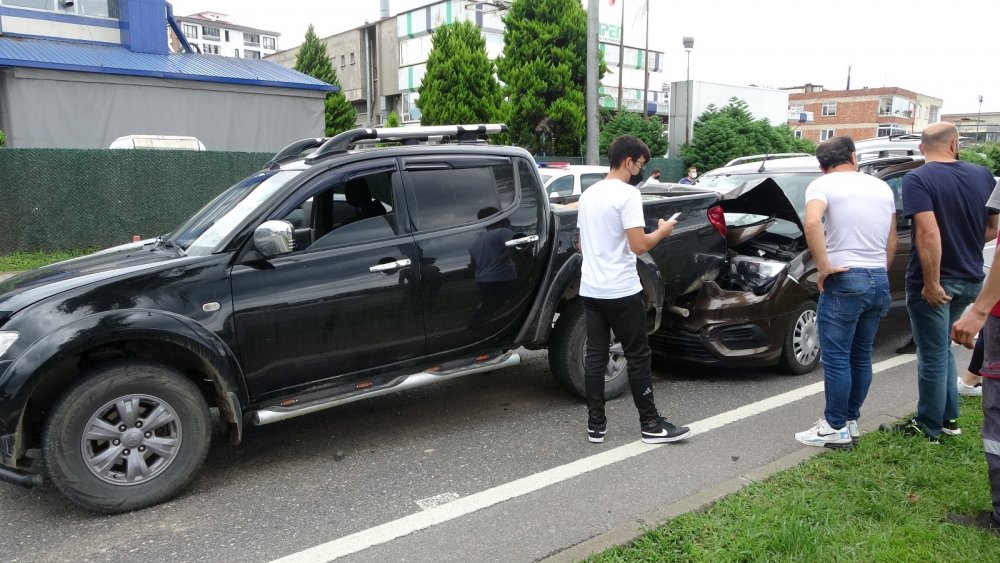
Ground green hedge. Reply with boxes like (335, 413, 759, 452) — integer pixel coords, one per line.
(0, 149, 271, 253)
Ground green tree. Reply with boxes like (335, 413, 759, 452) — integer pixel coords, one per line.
(417, 20, 500, 126)
(681, 97, 815, 171)
(385, 111, 401, 128)
(599, 112, 667, 157)
(0, 129, 5, 147)
(294, 24, 356, 136)
(497, 0, 601, 156)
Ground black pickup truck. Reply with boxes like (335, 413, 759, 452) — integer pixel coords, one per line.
(0, 124, 726, 512)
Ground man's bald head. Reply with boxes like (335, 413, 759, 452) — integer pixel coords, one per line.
(920, 122, 960, 161)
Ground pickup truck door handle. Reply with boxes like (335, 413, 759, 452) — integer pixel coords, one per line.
(505, 235, 539, 247)
(369, 259, 412, 273)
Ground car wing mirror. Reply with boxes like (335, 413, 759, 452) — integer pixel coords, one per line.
(254, 220, 295, 258)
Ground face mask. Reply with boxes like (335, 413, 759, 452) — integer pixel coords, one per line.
(689, 172, 697, 178)
(628, 170, 645, 186)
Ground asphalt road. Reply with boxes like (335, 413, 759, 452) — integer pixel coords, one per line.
(1, 303, 965, 563)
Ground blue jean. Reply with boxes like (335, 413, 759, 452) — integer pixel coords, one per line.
(906, 279, 982, 437)
(819, 268, 891, 429)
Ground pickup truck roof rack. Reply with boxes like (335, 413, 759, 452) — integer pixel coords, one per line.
(267, 137, 326, 168)
(724, 153, 811, 167)
(304, 123, 508, 164)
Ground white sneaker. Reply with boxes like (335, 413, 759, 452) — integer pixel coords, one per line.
(958, 377, 983, 397)
(846, 419, 860, 442)
(795, 419, 852, 449)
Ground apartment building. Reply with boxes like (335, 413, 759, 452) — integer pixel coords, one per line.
(785, 84, 943, 144)
(267, 0, 666, 127)
(170, 11, 279, 59)
(942, 112, 1000, 143)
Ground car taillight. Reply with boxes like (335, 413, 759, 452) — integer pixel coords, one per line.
(708, 205, 727, 238)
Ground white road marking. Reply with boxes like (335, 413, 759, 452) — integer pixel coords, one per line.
(415, 492, 460, 511)
(269, 355, 914, 563)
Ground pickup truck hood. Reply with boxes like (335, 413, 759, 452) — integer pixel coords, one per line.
(0, 241, 189, 314)
(714, 177, 804, 234)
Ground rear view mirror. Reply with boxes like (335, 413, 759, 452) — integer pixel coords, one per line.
(254, 220, 295, 258)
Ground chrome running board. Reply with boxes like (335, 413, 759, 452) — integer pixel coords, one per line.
(252, 352, 521, 426)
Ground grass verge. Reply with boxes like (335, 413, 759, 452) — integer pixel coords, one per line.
(589, 397, 995, 562)
(0, 249, 95, 273)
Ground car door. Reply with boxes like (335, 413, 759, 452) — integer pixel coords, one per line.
(876, 169, 915, 301)
(230, 158, 425, 401)
(401, 155, 546, 355)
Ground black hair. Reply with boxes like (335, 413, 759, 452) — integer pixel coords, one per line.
(815, 136, 856, 171)
(608, 135, 651, 169)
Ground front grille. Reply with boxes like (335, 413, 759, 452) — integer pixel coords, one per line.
(649, 329, 715, 360)
(714, 325, 769, 350)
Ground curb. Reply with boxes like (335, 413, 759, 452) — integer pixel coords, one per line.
(541, 402, 918, 562)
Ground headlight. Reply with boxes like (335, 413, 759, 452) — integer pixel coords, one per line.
(0, 331, 18, 359)
(730, 256, 788, 296)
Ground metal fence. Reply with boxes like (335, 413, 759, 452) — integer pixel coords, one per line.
(0, 149, 271, 254)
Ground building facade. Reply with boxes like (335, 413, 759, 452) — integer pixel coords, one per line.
(267, 0, 666, 127)
(170, 11, 280, 60)
(0, 0, 331, 150)
(942, 112, 1000, 144)
(785, 84, 943, 143)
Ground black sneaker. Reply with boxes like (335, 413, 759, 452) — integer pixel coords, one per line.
(879, 418, 939, 443)
(588, 423, 607, 444)
(640, 417, 691, 444)
(895, 338, 917, 354)
(947, 511, 1000, 536)
(942, 419, 962, 436)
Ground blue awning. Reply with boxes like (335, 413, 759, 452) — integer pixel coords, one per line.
(0, 36, 336, 92)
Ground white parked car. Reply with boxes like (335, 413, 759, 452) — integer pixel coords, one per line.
(537, 163, 609, 202)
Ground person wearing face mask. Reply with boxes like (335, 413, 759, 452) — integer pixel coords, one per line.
(678, 166, 698, 185)
(576, 134, 689, 445)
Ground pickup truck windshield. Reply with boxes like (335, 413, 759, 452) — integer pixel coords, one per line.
(171, 170, 301, 255)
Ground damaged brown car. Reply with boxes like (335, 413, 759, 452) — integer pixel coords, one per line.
(642, 155, 914, 374)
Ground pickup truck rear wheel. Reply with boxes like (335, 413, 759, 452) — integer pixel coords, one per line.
(42, 361, 211, 513)
(778, 300, 820, 375)
(549, 299, 630, 400)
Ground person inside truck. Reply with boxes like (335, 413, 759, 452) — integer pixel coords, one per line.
(576, 134, 691, 445)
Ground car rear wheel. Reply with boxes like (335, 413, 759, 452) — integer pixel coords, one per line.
(548, 299, 630, 400)
(42, 360, 211, 513)
(778, 300, 820, 374)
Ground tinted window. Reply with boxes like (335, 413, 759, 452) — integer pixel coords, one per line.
(547, 175, 573, 196)
(409, 163, 515, 231)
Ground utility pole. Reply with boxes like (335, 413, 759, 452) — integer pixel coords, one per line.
(616, 0, 625, 111)
(641, 0, 649, 118)
(977, 94, 984, 143)
(586, 0, 599, 164)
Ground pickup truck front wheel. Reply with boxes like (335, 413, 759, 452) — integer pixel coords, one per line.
(42, 361, 211, 513)
(549, 299, 630, 400)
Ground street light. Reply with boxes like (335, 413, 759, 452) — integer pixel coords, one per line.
(977, 94, 983, 143)
(682, 36, 694, 81)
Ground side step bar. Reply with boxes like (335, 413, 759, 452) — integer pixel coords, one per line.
(252, 352, 521, 426)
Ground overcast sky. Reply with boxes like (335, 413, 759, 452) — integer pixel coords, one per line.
(166, 0, 997, 115)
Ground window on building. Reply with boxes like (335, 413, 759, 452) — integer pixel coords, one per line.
(878, 96, 914, 118)
(6, 0, 117, 17)
(794, 130, 803, 139)
(789, 104, 804, 113)
(244, 33, 260, 47)
(876, 124, 909, 137)
(224, 30, 230, 42)
(245, 50, 261, 60)
(402, 92, 422, 123)
(341, 55, 346, 67)
(183, 23, 199, 39)
(202, 26, 220, 40)
(350, 52, 356, 65)
(821, 102, 837, 117)
(929, 107, 940, 122)
(820, 129, 835, 141)
(234, 49, 239, 57)
(263, 36, 276, 50)
(203, 43, 220, 55)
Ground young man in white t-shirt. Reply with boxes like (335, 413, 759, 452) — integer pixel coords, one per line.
(577, 135, 691, 444)
(794, 136, 897, 448)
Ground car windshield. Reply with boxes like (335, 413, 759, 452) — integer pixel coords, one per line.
(169, 170, 301, 255)
(698, 171, 822, 238)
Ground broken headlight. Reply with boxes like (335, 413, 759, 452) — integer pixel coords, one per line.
(729, 256, 788, 296)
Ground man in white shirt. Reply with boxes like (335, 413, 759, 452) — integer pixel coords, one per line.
(795, 136, 897, 448)
(577, 135, 690, 444)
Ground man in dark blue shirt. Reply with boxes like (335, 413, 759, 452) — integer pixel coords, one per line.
(886, 122, 999, 441)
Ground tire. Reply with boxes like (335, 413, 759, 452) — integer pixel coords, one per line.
(42, 360, 211, 513)
(777, 299, 821, 375)
(548, 299, 630, 400)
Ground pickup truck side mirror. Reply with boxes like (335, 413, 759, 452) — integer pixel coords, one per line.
(254, 220, 295, 258)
